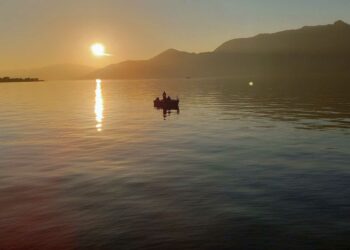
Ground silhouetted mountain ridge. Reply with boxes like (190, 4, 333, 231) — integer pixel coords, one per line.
(215, 20, 350, 54)
(152, 49, 195, 60)
(88, 20, 350, 80)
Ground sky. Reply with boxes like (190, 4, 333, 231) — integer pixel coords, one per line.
(0, 0, 350, 69)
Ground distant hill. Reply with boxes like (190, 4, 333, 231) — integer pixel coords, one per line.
(1, 64, 96, 80)
(88, 49, 200, 79)
(88, 20, 350, 80)
(215, 20, 350, 55)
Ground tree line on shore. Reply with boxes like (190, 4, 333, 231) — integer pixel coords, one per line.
(0, 76, 42, 82)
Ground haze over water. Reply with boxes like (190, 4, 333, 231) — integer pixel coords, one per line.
(0, 79, 349, 249)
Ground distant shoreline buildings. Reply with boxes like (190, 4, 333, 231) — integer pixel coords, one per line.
(0, 77, 43, 82)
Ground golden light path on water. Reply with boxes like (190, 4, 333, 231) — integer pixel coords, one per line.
(95, 79, 104, 132)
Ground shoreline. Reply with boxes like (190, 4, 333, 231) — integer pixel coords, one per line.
(0, 78, 44, 83)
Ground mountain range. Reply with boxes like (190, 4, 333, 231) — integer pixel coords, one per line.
(2, 21, 350, 81)
(89, 20, 350, 80)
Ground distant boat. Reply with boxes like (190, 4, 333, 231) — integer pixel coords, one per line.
(154, 97, 179, 110)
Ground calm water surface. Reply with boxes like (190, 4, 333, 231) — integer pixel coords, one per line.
(0, 79, 349, 249)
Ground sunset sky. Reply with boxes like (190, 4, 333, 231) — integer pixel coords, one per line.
(1, 0, 349, 69)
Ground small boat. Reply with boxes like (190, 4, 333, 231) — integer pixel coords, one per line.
(154, 98, 179, 109)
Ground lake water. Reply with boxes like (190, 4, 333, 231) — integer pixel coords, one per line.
(0, 79, 349, 249)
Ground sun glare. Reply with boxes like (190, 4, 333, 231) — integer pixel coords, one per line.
(91, 43, 106, 57)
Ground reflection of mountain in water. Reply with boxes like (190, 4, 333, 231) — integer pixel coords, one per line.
(222, 94, 350, 130)
(184, 77, 350, 131)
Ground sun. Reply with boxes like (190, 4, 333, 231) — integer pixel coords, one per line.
(91, 43, 106, 57)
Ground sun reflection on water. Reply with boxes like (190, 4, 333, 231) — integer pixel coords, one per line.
(95, 79, 104, 131)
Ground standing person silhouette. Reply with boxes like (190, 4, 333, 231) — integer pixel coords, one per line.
(162, 91, 167, 101)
